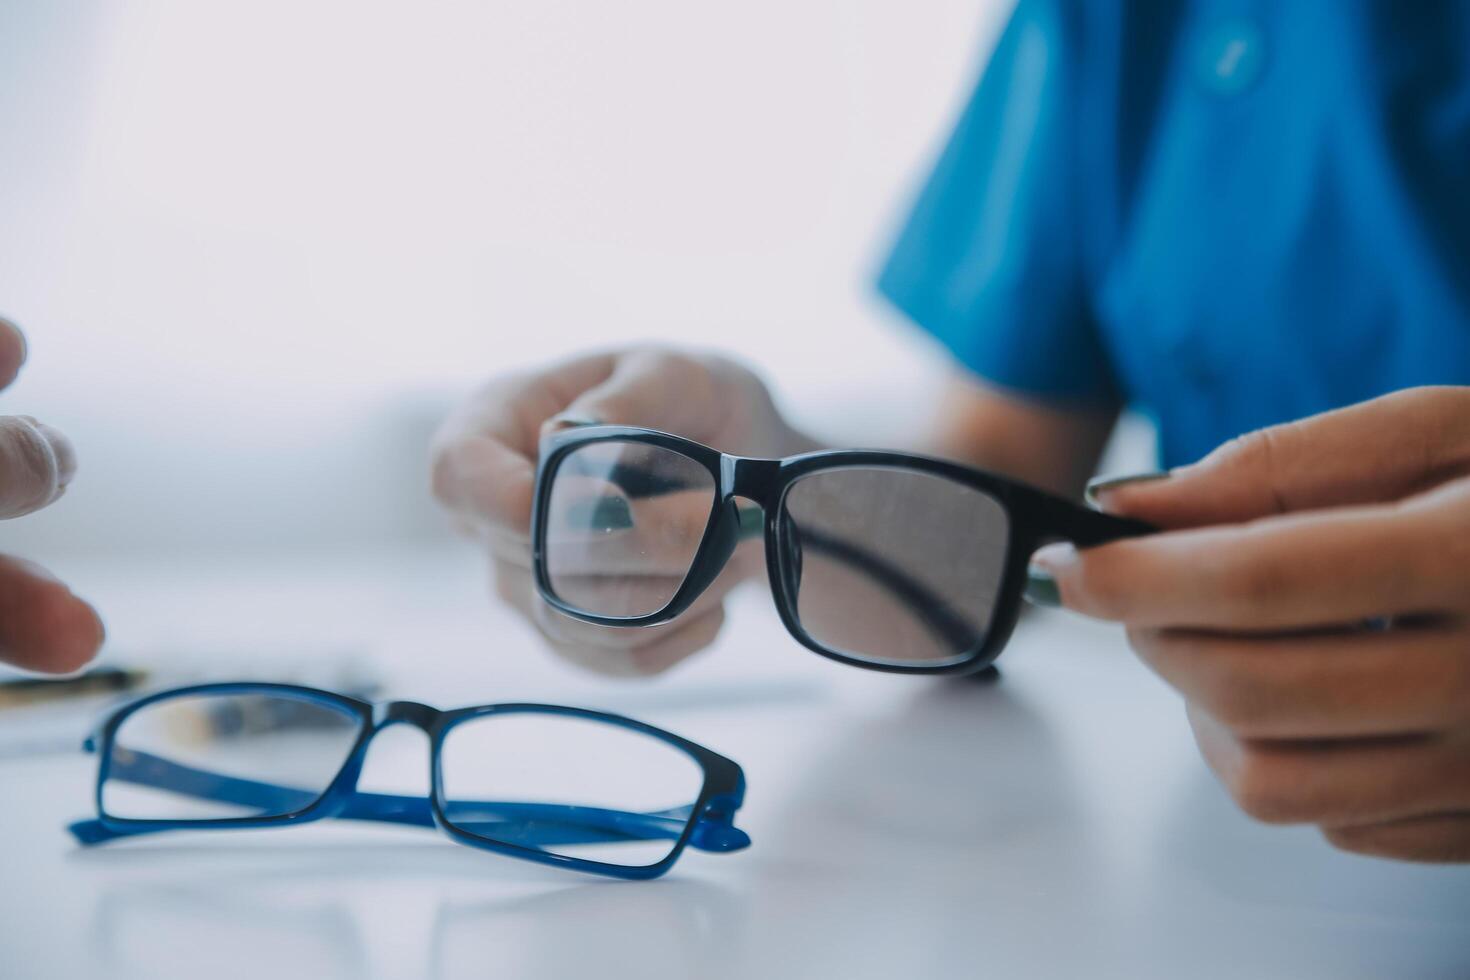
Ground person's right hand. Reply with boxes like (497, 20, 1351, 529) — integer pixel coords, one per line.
(0, 316, 104, 673)
(431, 347, 809, 676)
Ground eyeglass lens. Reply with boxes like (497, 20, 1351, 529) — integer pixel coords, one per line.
(438, 711, 706, 868)
(543, 440, 717, 618)
(101, 691, 363, 821)
(778, 467, 1010, 668)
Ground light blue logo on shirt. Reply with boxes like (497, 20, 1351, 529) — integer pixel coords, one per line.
(1198, 18, 1267, 95)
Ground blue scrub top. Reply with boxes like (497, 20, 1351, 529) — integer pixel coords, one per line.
(877, 0, 1470, 468)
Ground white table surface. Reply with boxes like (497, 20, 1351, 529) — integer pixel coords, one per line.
(2, 544, 1467, 980)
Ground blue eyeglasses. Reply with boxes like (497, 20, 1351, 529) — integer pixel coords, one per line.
(67, 682, 750, 879)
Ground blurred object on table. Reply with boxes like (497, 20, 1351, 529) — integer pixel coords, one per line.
(0, 648, 382, 759)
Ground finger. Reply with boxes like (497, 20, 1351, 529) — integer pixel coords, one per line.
(431, 354, 618, 529)
(473, 472, 719, 605)
(1094, 387, 1470, 528)
(0, 416, 76, 518)
(530, 552, 750, 653)
(1188, 707, 1470, 828)
(542, 482, 717, 576)
(536, 538, 761, 635)
(433, 433, 539, 536)
(442, 354, 620, 460)
(544, 607, 728, 678)
(0, 556, 104, 673)
(492, 555, 746, 676)
(1032, 495, 1464, 629)
(555, 349, 732, 444)
(1322, 814, 1470, 863)
(536, 571, 692, 622)
(1129, 622, 1470, 738)
(0, 316, 25, 389)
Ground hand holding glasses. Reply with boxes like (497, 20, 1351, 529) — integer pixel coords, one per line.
(533, 425, 1154, 673)
(68, 683, 749, 879)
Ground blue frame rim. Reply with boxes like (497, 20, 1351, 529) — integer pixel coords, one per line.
(91, 683, 371, 832)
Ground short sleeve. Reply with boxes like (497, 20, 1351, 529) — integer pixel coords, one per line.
(876, 0, 1117, 406)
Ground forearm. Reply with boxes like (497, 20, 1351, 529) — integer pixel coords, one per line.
(771, 371, 1115, 499)
(922, 372, 1119, 499)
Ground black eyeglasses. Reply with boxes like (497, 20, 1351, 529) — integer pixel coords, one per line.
(531, 425, 1153, 675)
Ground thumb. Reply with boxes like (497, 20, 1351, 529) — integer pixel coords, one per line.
(1089, 387, 1470, 529)
(0, 416, 76, 519)
(548, 349, 732, 444)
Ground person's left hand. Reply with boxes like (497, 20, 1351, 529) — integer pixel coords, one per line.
(1029, 386, 1470, 862)
(0, 316, 103, 673)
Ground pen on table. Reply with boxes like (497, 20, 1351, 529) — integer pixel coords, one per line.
(0, 667, 151, 710)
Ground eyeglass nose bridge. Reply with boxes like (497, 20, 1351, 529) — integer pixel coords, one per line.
(372, 700, 442, 731)
(724, 454, 781, 505)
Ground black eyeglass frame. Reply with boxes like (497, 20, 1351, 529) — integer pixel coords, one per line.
(532, 425, 1153, 676)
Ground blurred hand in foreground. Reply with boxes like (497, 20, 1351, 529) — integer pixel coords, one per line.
(0, 317, 104, 673)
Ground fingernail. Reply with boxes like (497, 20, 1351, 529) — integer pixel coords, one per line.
(1084, 470, 1170, 509)
(564, 494, 634, 531)
(1024, 542, 1076, 608)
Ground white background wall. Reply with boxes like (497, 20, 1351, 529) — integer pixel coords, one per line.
(1, 1, 1018, 558)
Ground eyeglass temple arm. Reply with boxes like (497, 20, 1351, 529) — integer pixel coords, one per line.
(67, 749, 748, 853)
(1029, 494, 1156, 547)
